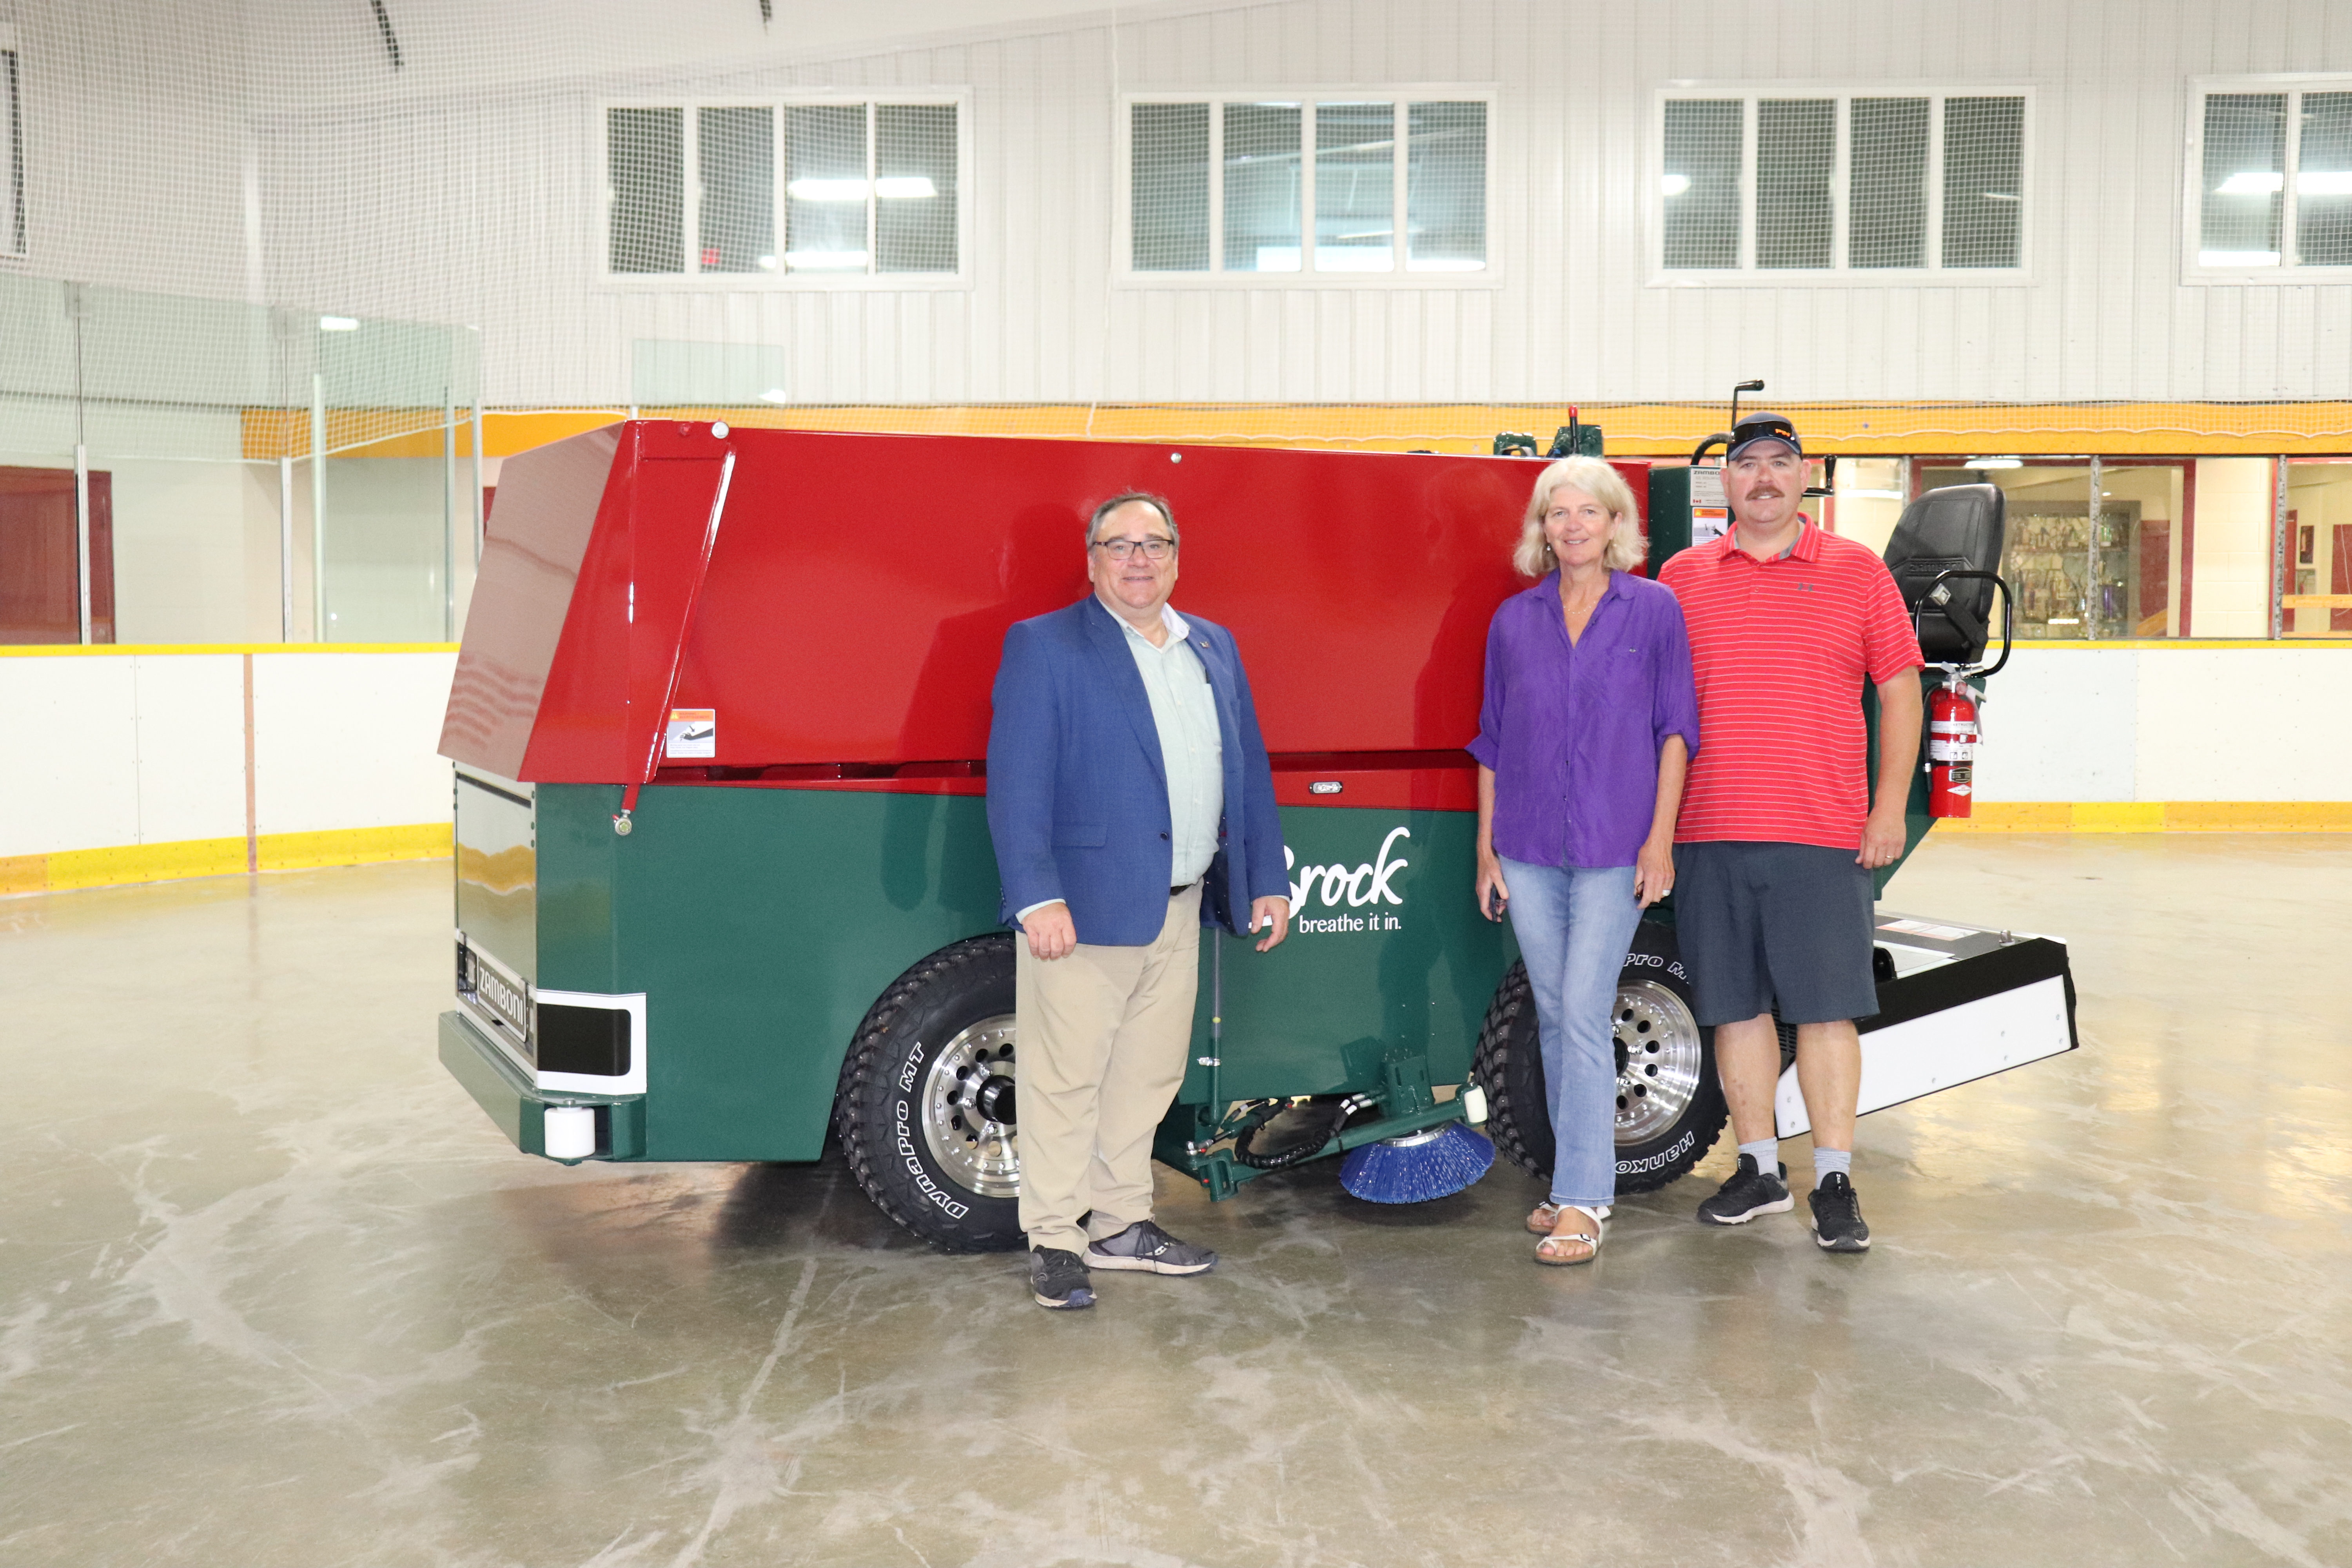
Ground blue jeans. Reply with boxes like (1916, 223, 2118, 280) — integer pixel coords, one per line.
(1502, 858, 1643, 1209)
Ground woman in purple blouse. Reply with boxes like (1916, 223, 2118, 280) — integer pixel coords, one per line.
(1468, 457, 1700, 1265)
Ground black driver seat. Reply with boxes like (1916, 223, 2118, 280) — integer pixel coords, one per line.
(1882, 483, 2005, 665)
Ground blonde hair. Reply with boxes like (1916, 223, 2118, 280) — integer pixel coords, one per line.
(1512, 457, 1646, 577)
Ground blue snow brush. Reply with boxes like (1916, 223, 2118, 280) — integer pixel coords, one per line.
(1340, 1123, 1495, 1204)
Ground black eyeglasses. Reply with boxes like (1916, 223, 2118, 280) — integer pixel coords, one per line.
(1091, 537, 1176, 562)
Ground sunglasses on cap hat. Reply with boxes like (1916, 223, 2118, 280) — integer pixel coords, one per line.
(1726, 412, 1803, 460)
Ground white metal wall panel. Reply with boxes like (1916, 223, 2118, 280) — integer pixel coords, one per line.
(18, 0, 2352, 408)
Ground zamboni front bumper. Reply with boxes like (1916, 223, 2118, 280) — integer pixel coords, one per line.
(439, 1010, 647, 1163)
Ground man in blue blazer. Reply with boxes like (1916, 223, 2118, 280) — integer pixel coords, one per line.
(987, 491, 1291, 1311)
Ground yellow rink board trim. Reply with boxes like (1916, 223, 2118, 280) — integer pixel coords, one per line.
(238, 401, 2352, 461)
(2, 824, 456, 896)
(1938, 802, 2352, 833)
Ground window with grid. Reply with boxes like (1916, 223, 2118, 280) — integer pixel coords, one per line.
(605, 100, 961, 279)
(1658, 91, 2026, 276)
(1124, 95, 1490, 276)
(2192, 82, 2352, 271)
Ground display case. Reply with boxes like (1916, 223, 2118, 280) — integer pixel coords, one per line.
(2002, 502, 2143, 639)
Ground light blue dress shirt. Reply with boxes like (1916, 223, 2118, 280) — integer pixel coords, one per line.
(1119, 603, 1224, 887)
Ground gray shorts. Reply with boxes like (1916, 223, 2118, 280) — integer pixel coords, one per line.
(1672, 841, 1878, 1027)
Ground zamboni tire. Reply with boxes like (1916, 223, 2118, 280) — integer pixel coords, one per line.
(1471, 921, 1728, 1195)
(835, 935, 1028, 1252)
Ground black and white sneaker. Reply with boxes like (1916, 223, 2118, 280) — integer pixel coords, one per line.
(1694, 1154, 1795, 1225)
(1809, 1173, 1872, 1252)
(1030, 1247, 1096, 1310)
(1085, 1220, 1218, 1275)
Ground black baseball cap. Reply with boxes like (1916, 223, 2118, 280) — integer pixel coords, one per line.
(1726, 411, 1803, 460)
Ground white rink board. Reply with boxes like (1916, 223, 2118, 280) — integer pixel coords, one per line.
(1775, 975, 2075, 1140)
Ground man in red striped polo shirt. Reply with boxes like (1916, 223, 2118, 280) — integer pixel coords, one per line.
(1657, 413, 1924, 1254)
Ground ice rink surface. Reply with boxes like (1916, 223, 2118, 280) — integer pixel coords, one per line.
(2, 834, 2347, 1568)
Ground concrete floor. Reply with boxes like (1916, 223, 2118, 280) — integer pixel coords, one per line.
(2, 835, 2348, 1568)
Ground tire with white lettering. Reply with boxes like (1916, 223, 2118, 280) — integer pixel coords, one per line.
(1470, 920, 1728, 1195)
(834, 935, 1027, 1252)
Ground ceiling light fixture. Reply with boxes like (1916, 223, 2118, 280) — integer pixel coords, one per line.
(1661, 173, 1691, 197)
(2216, 171, 2284, 196)
(1965, 456, 2024, 469)
(319, 315, 360, 331)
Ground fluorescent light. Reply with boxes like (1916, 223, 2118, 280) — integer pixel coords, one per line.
(1661, 173, 1690, 197)
(1980, 192, 2020, 201)
(757, 254, 777, 270)
(318, 315, 360, 331)
(788, 177, 869, 201)
(874, 176, 936, 199)
(1251, 246, 1303, 272)
(2208, 171, 2350, 198)
(759, 389, 791, 405)
(784, 249, 870, 269)
(2199, 249, 2281, 267)
(1965, 456, 2024, 469)
(1837, 488, 1907, 499)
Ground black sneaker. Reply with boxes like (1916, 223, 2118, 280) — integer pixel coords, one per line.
(1085, 1220, 1218, 1275)
(1694, 1154, 1795, 1225)
(1030, 1247, 1096, 1310)
(1809, 1172, 1872, 1252)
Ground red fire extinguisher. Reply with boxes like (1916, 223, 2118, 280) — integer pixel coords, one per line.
(1927, 673, 1980, 818)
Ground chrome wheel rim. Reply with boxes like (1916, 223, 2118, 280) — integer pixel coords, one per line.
(1613, 980, 1702, 1143)
(920, 1015, 1020, 1198)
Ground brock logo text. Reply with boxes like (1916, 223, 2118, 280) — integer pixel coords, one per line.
(1287, 826, 1411, 936)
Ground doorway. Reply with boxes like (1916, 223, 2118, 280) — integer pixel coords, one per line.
(0, 465, 115, 644)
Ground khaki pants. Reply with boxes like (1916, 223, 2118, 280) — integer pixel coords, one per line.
(1016, 885, 1203, 1256)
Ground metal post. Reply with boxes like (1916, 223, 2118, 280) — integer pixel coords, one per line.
(278, 454, 295, 641)
(442, 383, 456, 641)
(473, 392, 487, 571)
(2084, 455, 2102, 639)
(68, 283, 91, 645)
(310, 371, 326, 642)
(73, 443, 92, 644)
(2271, 456, 2290, 639)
